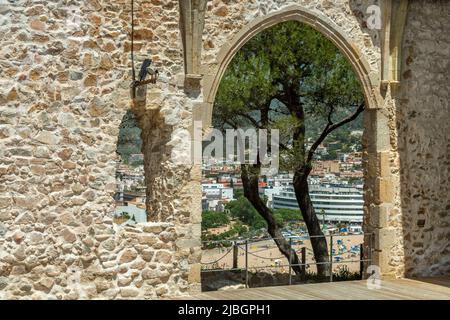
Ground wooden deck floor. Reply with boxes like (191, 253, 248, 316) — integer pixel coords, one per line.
(183, 278, 450, 300)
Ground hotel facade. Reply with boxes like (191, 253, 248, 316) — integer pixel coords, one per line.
(273, 184, 364, 223)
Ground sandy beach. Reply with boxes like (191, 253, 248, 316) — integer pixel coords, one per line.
(202, 234, 364, 274)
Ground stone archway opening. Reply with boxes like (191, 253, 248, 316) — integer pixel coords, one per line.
(197, 5, 387, 289)
(113, 110, 148, 226)
(112, 102, 176, 226)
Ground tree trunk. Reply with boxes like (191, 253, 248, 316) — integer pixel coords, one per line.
(293, 166, 330, 278)
(241, 164, 303, 275)
(283, 83, 331, 279)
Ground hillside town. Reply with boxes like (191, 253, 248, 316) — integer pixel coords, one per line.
(113, 160, 147, 225)
(113, 132, 364, 237)
(202, 153, 363, 214)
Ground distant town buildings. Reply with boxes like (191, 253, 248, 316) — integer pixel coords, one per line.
(202, 183, 234, 212)
(113, 136, 365, 225)
(272, 184, 364, 223)
(199, 145, 364, 224)
(114, 159, 147, 224)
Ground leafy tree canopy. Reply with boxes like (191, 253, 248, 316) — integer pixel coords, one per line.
(212, 21, 364, 170)
(116, 110, 142, 164)
(226, 196, 267, 230)
(201, 211, 230, 230)
(273, 208, 303, 226)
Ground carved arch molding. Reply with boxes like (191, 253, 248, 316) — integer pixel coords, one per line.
(178, 0, 409, 97)
(177, 0, 410, 278)
(179, 0, 207, 91)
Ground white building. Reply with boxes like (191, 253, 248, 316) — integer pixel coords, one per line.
(261, 186, 283, 208)
(202, 183, 234, 200)
(114, 204, 147, 224)
(266, 174, 292, 188)
(273, 184, 364, 223)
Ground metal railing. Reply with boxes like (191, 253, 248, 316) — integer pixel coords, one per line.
(201, 232, 374, 288)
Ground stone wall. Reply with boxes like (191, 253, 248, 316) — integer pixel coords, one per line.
(0, 0, 448, 300)
(202, 0, 381, 70)
(397, 0, 450, 277)
(0, 0, 201, 299)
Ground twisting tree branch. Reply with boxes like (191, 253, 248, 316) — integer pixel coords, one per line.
(235, 111, 263, 129)
(306, 102, 365, 164)
(327, 104, 334, 125)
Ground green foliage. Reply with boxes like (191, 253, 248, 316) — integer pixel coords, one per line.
(119, 212, 131, 220)
(272, 208, 303, 226)
(233, 188, 244, 199)
(226, 197, 267, 230)
(348, 177, 363, 185)
(201, 211, 230, 230)
(206, 200, 302, 237)
(202, 202, 303, 241)
(201, 222, 249, 248)
(232, 221, 249, 235)
(213, 21, 364, 170)
(301, 266, 361, 283)
(322, 149, 338, 160)
(116, 110, 142, 163)
(332, 265, 361, 282)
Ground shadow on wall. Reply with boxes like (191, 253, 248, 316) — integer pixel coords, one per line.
(114, 110, 147, 226)
(397, 0, 450, 277)
(130, 102, 181, 224)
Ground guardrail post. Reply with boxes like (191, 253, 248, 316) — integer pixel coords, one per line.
(359, 243, 364, 279)
(245, 239, 249, 288)
(329, 234, 333, 282)
(233, 241, 238, 270)
(288, 237, 292, 285)
(301, 247, 306, 283)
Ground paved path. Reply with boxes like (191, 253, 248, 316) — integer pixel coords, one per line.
(181, 277, 450, 300)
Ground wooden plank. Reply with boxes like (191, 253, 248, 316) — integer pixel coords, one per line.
(184, 278, 450, 300)
(379, 279, 450, 299)
(410, 277, 450, 288)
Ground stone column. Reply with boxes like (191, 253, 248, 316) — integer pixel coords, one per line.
(363, 83, 403, 279)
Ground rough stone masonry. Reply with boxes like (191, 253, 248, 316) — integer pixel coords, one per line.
(0, 0, 448, 299)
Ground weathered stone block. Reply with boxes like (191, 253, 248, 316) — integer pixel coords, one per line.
(0, 197, 12, 209)
(175, 238, 201, 249)
(120, 287, 139, 298)
(374, 228, 397, 252)
(378, 151, 391, 177)
(35, 131, 59, 145)
(61, 228, 77, 243)
(376, 177, 394, 204)
(119, 249, 138, 264)
(154, 251, 172, 264)
(34, 277, 55, 293)
(188, 263, 201, 284)
(138, 234, 158, 246)
(369, 204, 391, 229)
